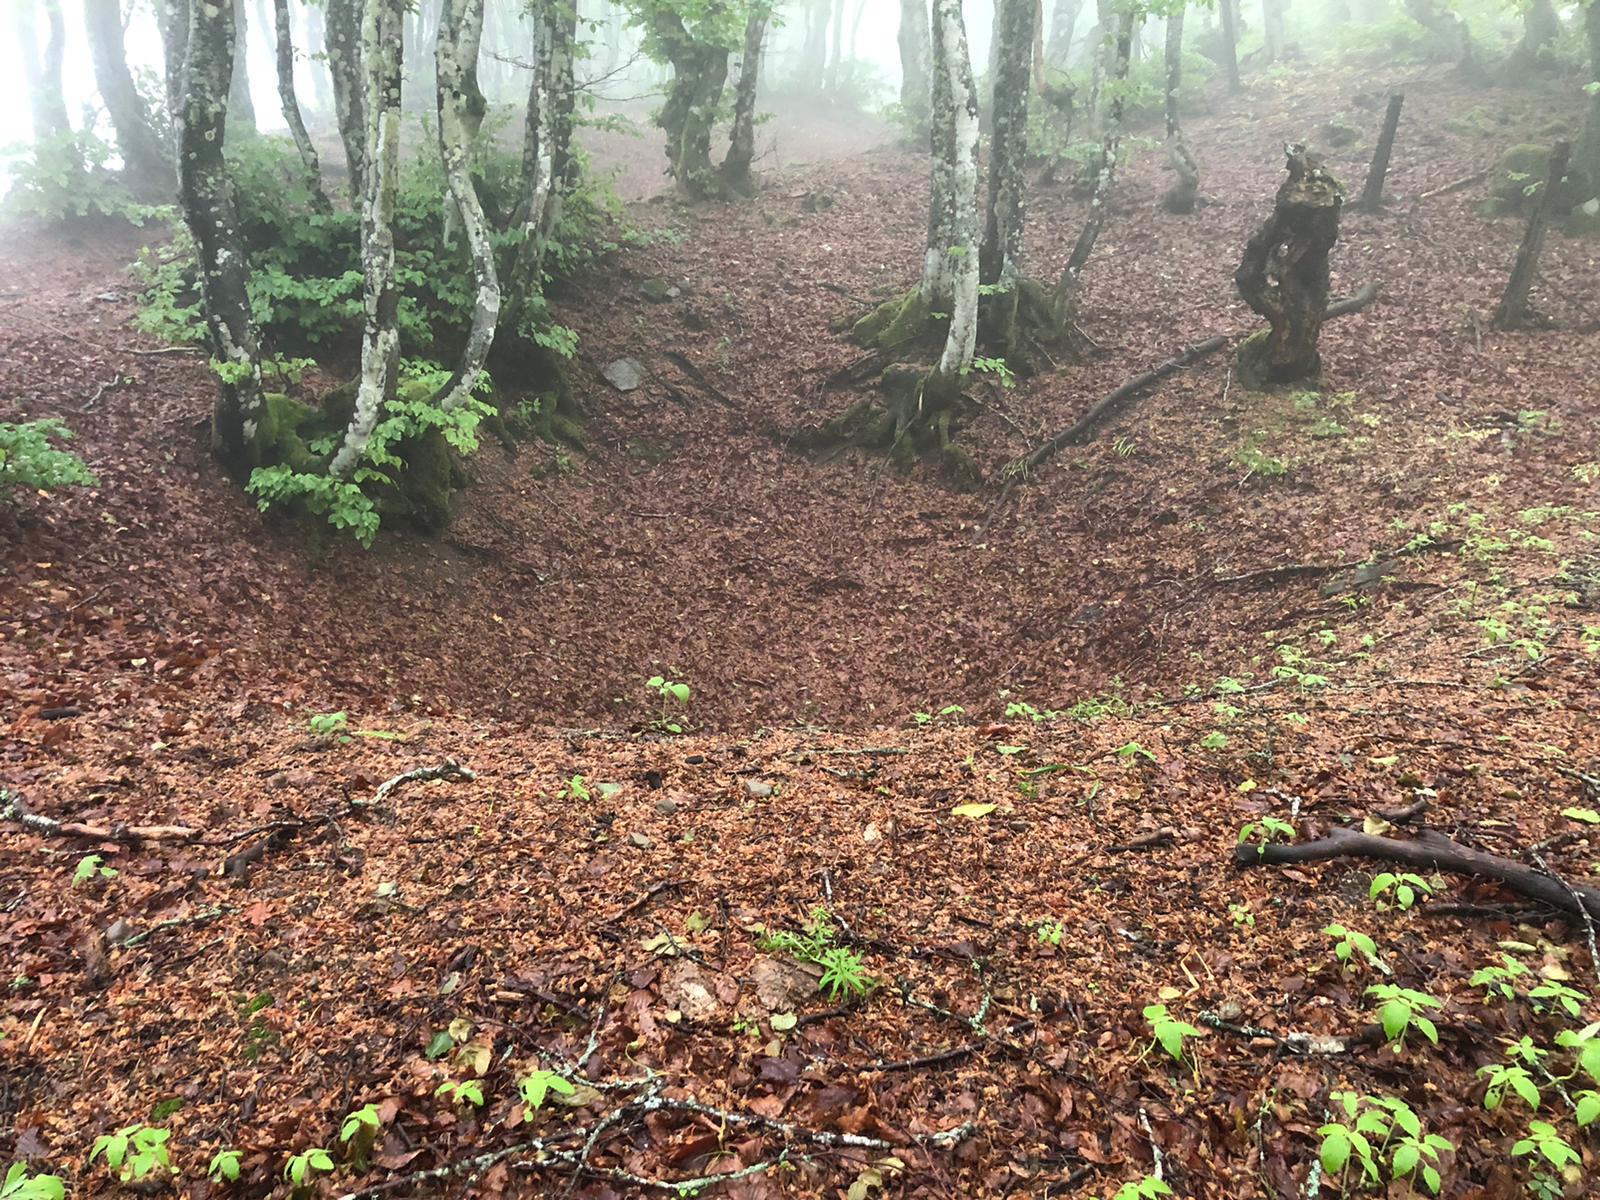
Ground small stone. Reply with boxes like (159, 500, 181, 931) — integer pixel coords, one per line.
(629, 832, 655, 850)
(602, 358, 646, 392)
(639, 278, 677, 303)
(862, 822, 881, 844)
(655, 797, 680, 816)
(744, 779, 774, 799)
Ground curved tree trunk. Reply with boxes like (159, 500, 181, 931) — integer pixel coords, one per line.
(1161, 9, 1199, 214)
(84, 0, 170, 189)
(898, 0, 932, 126)
(652, 11, 731, 200)
(330, 0, 404, 480)
(230, 0, 259, 134)
(1404, 0, 1489, 84)
(272, 0, 331, 211)
(175, 0, 267, 474)
(18, 0, 73, 143)
(325, 0, 367, 204)
(722, 4, 771, 195)
(434, 0, 501, 414)
(1234, 146, 1345, 385)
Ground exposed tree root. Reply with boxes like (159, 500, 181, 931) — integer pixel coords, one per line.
(1, 789, 198, 843)
(1235, 825, 1600, 920)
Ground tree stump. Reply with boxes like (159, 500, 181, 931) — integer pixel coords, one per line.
(1234, 145, 1345, 387)
(1357, 92, 1404, 213)
(1492, 139, 1570, 330)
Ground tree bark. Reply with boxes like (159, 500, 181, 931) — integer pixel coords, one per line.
(931, 0, 980, 382)
(176, 0, 267, 474)
(980, 0, 1035, 293)
(723, 4, 771, 195)
(325, 0, 367, 204)
(1492, 139, 1569, 331)
(1046, 0, 1081, 68)
(898, 0, 931, 126)
(827, 0, 845, 93)
(1578, 0, 1600, 203)
(230, 0, 259, 134)
(153, 0, 190, 138)
(1234, 145, 1345, 385)
(83, 0, 170, 188)
(537, 0, 578, 248)
(503, 2, 549, 341)
(434, 0, 500, 414)
(18, 0, 73, 143)
(1161, 8, 1199, 214)
(1357, 91, 1403, 213)
(1262, 0, 1286, 63)
(330, 0, 404, 480)
(651, 10, 731, 200)
(1218, 0, 1242, 92)
(1403, 0, 1488, 84)
(272, 0, 331, 211)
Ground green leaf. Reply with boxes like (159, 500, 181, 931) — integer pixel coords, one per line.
(951, 802, 996, 819)
(1319, 1127, 1351, 1174)
(1562, 807, 1600, 823)
(1392, 1141, 1420, 1177)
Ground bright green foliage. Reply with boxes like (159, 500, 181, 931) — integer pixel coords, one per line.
(1575, 1090, 1600, 1126)
(207, 1149, 243, 1183)
(756, 907, 875, 1001)
(72, 854, 117, 888)
(1142, 1004, 1202, 1064)
(283, 1148, 335, 1189)
(1319, 1092, 1452, 1195)
(1528, 981, 1587, 1019)
(1470, 953, 1531, 1001)
(308, 712, 350, 740)
(1323, 923, 1385, 973)
(339, 1103, 381, 1143)
(435, 1079, 485, 1108)
(1, 131, 163, 224)
(558, 774, 592, 802)
(1035, 920, 1065, 946)
(518, 1070, 576, 1114)
(90, 1124, 173, 1183)
(647, 674, 692, 732)
(1106, 1177, 1172, 1200)
(1, 1163, 65, 1200)
(0, 420, 98, 502)
(1556, 1021, 1600, 1083)
(1237, 817, 1295, 856)
(1511, 1121, 1579, 1169)
(1369, 871, 1433, 911)
(1478, 1060, 1541, 1112)
(1366, 984, 1443, 1048)
(1115, 741, 1156, 764)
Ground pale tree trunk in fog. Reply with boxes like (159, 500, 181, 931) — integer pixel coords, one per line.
(330, 0, 404, 480)
(1161, 7, 1199, 213)
(273, 0, 331, 210)
(827, 0, 845, 92)
(1403, 0, 1488, 83)
(802, 0, 828, 82)
(84, 0, 171, 187)
(723, 3, 771, 195)
(435, 0, 501, 414)
(1505, 0, 1561, 75)
(1218, 0, 1241, 91)
(231, 0, 259, 133)
(176, 0, 267, 473)
(980, 0, 1033, 293)
(1046, 0, 1080, 67)
(1262, 0, 1286, 63)
(537, 0, 579, 243)
(154, 0, 190, 136)
(17, 0, 73, 143)
(1578, 0, 1600, 201)
(505, 2, 550, 334)
(303, 0, 331, 114)
(1055, 7, 1129, 320)
(326, 0, 367, 203)
(898, 0, 931, 124)
(930, 0, 979, 381)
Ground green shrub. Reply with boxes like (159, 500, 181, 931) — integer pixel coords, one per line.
(1, 131, 166, 224)
(0, 419, 98, 502)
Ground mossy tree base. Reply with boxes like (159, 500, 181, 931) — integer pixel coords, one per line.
(802, 363, 982, 488)
(1235, 328, 1323, 390)
(854, 281, 1068, 373)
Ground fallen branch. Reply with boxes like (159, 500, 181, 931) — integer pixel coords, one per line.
(1324, 282, 1380, 320)
(1419, 168, 1489, 199)
(1, 790, 198, 844)
(1235, 825, 1600, 920)
(371, 759, 476, 805)
(1011, 335, 1228, 475)
(118, 905, 237, 950)
(1109, 828, 1177, 853)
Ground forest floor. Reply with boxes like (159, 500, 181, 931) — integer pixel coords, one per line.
(3, 58, 1600, 1200)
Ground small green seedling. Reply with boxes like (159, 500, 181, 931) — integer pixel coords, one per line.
(1143, 1004, 1202, 1064)
(558, 774, 591, 802)
(1528, 981, 1587, 1019)
(2, 1164, 64, 1200)
(1470, 953, 1530, 1002)
(1115, 741, 1156, 764)
(816, 946, 874, 1000)
(339, 1103, 381, 1168)
(72, 854, 117, 887)
(207, 1149, 243, 1184)
(1237, 817, 1295, 857)
(1035, 919, 1065, 946)
(755, 907, 876, 1000)
(1478, 1060, 1542, 1112)
(308, 711, 350, 742)
(1369, 871, 1433, 911)
(518, 1070, 576, 1115)
(90, 1124, 172, 1183)
(435, 1080, 485, 1108)
(1366, 984, 1443, 1048)
(1511, 1121, 1579, 1170)
(1108, 1177, 1172, 1200)
(647, 675, 691, 732)
(1557, 1021, 1600, 1082)
(283, 1148, 334, 1193)
(1323, 923, 1384, 973)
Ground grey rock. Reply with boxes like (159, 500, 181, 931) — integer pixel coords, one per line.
(629, 831, 655, 850)
(603, 358, 646, 392)
(744, 779, 774, 799)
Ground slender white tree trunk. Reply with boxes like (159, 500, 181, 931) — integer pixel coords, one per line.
(330, 0, 403, 480)
(933, 0, 980, 379)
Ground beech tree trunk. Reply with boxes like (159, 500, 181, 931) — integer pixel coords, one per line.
(1234, 146, 1345, 385)
(1218, 0, 1241, 92)
(272, 0, 331, 211)
(723, 4, 771, 195)
(1357, 92, 1403, 213)
(1262, 0, 1286, 63)
(154, 0, 190, 137)
(230, 0, 259, 134)
(1492, 140, 1569, 331)
(434, 0, 500, 414)
(325, 0, 367, 203)
(652, 11, 731, 199)
(538, 1, 578, 248)
(1161, 8, 1198, 214)
(503, 1, 550, 338)
(330, 0, 404, 480)
(18, 0, 73, 143)
(898, 0, 931, 126)
(1046, 0, 1081, 67)
(980, 0, 1034, 294)
(930, 0, 980, 383)
(1578, 0, 1600, 203)
(84, 0, 170, 188)
(175, 0, 267, 474)
(827, 0, 845, 92)
(1404, 0, 1488, 84)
